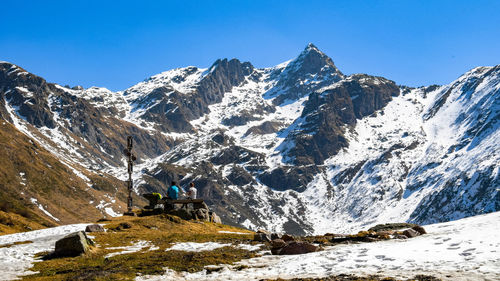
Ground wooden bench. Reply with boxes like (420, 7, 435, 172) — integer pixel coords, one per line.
(143, 194, 206, 210)
(164, 199, 204, 204)
(162, 198, 206, 209)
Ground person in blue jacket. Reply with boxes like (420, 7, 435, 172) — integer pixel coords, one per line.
(167, 181, 179, 199)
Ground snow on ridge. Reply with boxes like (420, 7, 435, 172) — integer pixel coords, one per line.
(124, 66, 207, 99)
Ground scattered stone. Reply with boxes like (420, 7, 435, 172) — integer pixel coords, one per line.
(209, 212, 222, 224)
(402, 228, 421, 238)
(374, 230, 395, 236)
(362, 237, 380, 242)
(278, 241, 319, 255)
(412, 225, 427, 235)
(254, 233, 271, 242)
(54, 231, 93, 257)
(115, 222, 132, 231)
(195, 208, 209, 221)
(282, 234, 295, 242)
(271, 239, 286, 249)
(165, 215, 182, 223)
(270, 238, 287, 255)
(271, 233, 282, 240)
(85, 224, 105, 232)
(368, 222, 417, 232)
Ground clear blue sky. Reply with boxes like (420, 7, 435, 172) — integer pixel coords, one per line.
(1, 0, 499, 91)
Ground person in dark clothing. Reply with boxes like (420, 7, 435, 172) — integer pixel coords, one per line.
(167, 181, 179, 200)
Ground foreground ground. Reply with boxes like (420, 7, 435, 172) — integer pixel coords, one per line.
(0, 211, 498, 280)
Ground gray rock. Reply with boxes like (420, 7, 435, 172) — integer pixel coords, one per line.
(170, 208, 194, 220)
(54, 231, 93, 257)
(195, 208, 209, 221)
(85, 224, 105, 232)
(210, 212, 222, 224)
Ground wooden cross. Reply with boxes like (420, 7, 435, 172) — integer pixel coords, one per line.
(123, 136, 137, 215)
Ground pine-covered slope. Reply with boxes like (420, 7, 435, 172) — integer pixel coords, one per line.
(0, 44, 498, 235)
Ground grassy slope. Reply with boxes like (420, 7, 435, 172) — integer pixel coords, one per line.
(24, 214, 257, 280)
(0, 121, 136, 235)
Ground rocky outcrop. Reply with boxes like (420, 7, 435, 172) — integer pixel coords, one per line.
(85, 224, 105, 232)
(258, 165, 322, 192)
(283, 74, 399, 166)
(54, 231, 94, 257)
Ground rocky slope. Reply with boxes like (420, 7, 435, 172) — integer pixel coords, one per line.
(0, 44, 498, 235)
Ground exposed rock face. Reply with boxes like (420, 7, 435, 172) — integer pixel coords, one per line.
(283, 74, 399, 165)
(0, 62, 170, 167)
(54, 231, 93, 257)
(258, 166, 322, 192)
(123, 58, 254, 133)
(267, 43, 344, 105)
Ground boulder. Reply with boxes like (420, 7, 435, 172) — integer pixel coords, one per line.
(402, 228, 421, 238)
(195, 208, 209, 221)
(278, 241, 319, 255)
(54, 231, 93, 257)
(412, 225, 427, 235)
(253, 233, 271, 242)
(170, 208, 194, 220)
(116, 222, 132, 230)
(271, 239, 286, 248)
(394, 234, 408, 239)
(257, 229, 271, 235)
(271, 233, 282, 240)
(282, 234, 295, 242)
(85, 224, 105, 232)
(375, 230, 395, 236)
(209, 212, 222, 224)
(270, 239, 286, 255)
(193, 202, 209, 210)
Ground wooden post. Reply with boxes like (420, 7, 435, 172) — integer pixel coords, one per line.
(123, 136, 137, 216)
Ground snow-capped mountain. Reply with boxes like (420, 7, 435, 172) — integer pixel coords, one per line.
(0, 44, 498, 234)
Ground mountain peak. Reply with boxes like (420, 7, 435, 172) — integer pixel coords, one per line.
(303, 43, 321, 54)
(281, 43, 343, 78)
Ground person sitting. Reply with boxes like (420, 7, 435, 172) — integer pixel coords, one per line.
(187, 182, 197, 199)
(167, 181, 179, 200)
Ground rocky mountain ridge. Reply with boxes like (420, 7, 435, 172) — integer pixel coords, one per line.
(0, 43, 498, 235)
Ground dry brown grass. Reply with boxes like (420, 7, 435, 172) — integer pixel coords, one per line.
(23, 214, 257, 280)
(0, 121, 137, 235)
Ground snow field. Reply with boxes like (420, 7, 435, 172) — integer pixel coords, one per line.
(136, 211, 500, 281)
